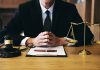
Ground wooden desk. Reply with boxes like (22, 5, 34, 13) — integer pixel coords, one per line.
(0, 44, 100, 70)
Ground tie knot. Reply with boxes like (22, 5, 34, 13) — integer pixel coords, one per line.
(45, 10, 50, 15)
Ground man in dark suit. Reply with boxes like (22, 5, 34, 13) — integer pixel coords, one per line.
(1, 0, 94, 47)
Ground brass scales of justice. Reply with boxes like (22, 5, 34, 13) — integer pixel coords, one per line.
(66, 21, 91, 55)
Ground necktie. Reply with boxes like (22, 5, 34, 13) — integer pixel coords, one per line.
(44, 10, 52, 31)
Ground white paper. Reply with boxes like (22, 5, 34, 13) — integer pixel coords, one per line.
(27, 46, 66, 56)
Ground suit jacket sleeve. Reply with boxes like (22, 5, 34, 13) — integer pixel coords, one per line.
(4, 6, 25, 46)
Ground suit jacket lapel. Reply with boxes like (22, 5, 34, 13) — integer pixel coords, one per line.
(52, 0, 61, 31)
(31, 0, 44, 30)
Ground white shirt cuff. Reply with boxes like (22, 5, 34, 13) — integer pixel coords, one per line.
(20, 37, 30, 46)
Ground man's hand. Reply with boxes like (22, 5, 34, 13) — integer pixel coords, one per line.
(33, 32, 50, 46)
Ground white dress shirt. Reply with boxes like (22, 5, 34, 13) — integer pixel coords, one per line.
(20, 0, 55, 45)
(39, 0, 54, 24)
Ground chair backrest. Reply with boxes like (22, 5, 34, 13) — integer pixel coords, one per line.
(0, 17, 2, 30)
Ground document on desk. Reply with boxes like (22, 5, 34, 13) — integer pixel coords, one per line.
(26, 46, 67, 57)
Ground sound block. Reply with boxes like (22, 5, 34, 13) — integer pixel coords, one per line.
(0, 48, 21, 58)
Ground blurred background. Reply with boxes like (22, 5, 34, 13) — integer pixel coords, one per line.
(0, 0, 100, 41)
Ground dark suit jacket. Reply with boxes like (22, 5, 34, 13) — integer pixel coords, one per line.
(0, 0, 94, 46)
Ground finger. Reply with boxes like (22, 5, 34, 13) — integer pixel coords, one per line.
(48, 32, 56, 39)
(43, 35, 49, 39)
(39, 31, 49, 36)
(43, 39, 50, 43)
(39, 42, 49, 46)
(49, 36, 57, 41)
(39, 35, 50, 40)
(48, 32, 55, 36)
(48, 40, 54, 45)
(39, 39, 50, 43)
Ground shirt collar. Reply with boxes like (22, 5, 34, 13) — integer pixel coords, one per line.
(39, 0, 55, 14)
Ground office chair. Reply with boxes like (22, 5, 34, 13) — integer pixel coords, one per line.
(0, 16, 2, 30)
